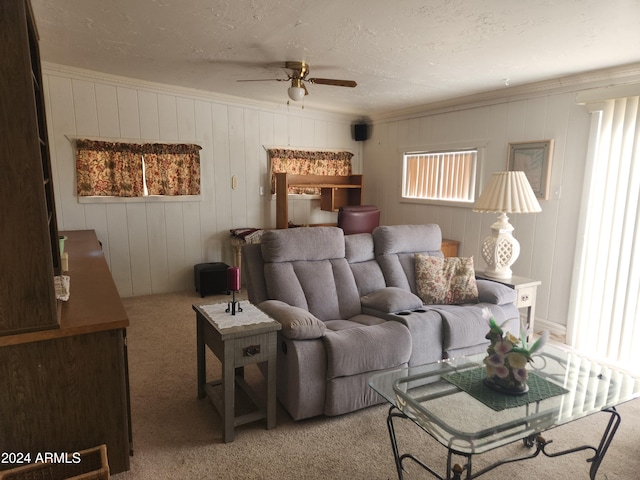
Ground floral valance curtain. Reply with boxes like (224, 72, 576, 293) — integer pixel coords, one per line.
(76, 140, 201, 196)
(268, 149, 353, 194)
(76, 140, 144, 196)
(143, 144, 201, 196)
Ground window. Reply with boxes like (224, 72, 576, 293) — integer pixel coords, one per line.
(568, 95, 640, 375)
(402, 149, 477, 204)
(75, 140, 201, 198)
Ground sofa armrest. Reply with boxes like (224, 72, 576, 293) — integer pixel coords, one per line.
(361, 287, 424, 313)
(476, 279, 517, 306)
(257, 300, 327, 340)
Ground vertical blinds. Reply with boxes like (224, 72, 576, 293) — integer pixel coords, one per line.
(568, 96, 640, 374)
(403, 150, 476, 202)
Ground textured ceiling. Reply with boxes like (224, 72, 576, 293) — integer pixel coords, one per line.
(32, 0, 640, 116)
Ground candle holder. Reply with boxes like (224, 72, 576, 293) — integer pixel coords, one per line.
(226, 291, 242, 315)
(226, 266, 242, 315)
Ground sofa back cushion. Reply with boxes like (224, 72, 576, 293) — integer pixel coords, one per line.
(242, 243, 269, 305)
(373, 224, 443, 294)
(261, 226, 344, 262)
(261, 227, 362, 321)
(344, 233, 387, 296)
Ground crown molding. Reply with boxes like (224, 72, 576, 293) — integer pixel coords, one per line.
(42, 61, 640, 124)
(575, 83, 640, 106)
(41, 62, 358, 123)
(370, 63, 640, 123)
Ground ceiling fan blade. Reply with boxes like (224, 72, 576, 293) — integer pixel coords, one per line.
(308, 78, 357, 88)
(236, 78, 289, 82)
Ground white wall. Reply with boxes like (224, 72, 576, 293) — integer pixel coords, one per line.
(363, 92, 592, 335)
(44, 63, 625, 337)
(43, 65, 361, 297)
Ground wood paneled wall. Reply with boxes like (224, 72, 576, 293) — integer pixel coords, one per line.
(363, 93, 592, 335)
(42, 65, 362, 298)
(43, 63, 603, 336)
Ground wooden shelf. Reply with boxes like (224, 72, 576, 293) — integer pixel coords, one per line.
(0, 2, 131, 475)
(0, 0, 59, 334)
(275, 173, 363, 228)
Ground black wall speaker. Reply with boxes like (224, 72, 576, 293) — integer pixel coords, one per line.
(354, 123, 368, 141)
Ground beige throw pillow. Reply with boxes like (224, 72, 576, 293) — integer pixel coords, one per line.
(415, 254, 479, 305)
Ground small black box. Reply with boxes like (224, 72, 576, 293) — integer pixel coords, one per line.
(354, 123, 368, 141)
(194, 262, 230, 298)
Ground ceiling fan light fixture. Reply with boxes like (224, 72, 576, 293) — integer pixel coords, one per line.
(238, 61, 355, 102)
(287, 79, 306, 101)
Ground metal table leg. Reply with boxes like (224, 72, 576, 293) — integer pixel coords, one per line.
(383, 405, 622, 480)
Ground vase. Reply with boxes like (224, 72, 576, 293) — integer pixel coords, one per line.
(59, 235, 67, 256)
(483, 365, 529, 395)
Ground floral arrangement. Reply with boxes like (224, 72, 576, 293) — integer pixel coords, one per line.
(483, 317, 549, 394)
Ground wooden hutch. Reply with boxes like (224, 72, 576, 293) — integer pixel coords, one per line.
(0, 1, 131, 474)
(275, 172, 364, 228)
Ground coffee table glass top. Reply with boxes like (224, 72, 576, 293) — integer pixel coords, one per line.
(369, 344, 640, 455)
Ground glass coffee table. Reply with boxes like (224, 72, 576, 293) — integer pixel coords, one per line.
(369, 343, 640, 480)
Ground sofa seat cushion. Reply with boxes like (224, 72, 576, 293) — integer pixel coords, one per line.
(325, 315, 386, 331)
(324, 319, 367, 331)
(433, 304, 489, 354)
(430, 303, 519, 355)
(322, 322, 411, 379)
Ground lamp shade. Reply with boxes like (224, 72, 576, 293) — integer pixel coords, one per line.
(473, 171, 541, 214)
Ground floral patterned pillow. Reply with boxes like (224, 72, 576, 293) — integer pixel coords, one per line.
(415, 254, 479, 305)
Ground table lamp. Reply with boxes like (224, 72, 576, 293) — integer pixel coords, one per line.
(473, 171, 541, 279)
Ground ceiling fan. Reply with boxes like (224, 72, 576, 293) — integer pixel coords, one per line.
(238, 61, 357, 102)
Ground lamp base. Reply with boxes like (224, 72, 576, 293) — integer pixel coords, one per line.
(480, 213, 520, 280)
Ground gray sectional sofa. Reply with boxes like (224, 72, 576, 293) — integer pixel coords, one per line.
(242, 224, 520, 420)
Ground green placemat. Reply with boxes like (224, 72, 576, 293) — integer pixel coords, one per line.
(443, 367, 569, 412)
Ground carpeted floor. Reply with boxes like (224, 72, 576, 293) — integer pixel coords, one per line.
(113, 290, 640, 479)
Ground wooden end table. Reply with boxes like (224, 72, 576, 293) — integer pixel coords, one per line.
(476, 272, 541, 336)
(193, 302, 281, 443)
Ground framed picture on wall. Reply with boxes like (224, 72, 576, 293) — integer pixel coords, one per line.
(507, 139, 554, 200)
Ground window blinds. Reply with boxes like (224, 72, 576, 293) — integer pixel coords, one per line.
(568, 96, 640, 374)
(403, 150, 476, 202)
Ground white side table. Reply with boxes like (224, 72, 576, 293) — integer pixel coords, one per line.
(193, 302, 281, 442)
(476, 273, 541, 336)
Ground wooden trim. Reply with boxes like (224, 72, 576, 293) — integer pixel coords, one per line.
(285, 174, 363, 187)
